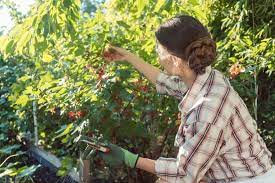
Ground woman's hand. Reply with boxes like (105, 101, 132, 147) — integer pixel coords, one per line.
(102, 44, 135, 62)
(97, 143, 139, 168)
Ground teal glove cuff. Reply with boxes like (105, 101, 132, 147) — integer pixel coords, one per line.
(123, 149, 139, 168)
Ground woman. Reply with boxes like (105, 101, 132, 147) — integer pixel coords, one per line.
(90, 15, 274, 183)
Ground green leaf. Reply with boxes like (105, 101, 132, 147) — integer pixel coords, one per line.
(163, 0, 173, 12)
(40, 72, 53, 83)
(42, 15, 50, 37)
(136, 0, 147, 14)
(24, 86, 33, 94)
(42, 51, 54, 62)
(116, 69, 131, 79)
(17, 165, 41, 178)
(35, 40, 48, 53)
(188, 0, 200, 6)
(61, 134, 69, 143)
(54, 123, 74, 139)
(15, 95, 29, 107)
(0, 144, 21, 154)
(5, 39, 15, 54)
(0, 169, 14, 177)
(74, 47, 85, 56)
(63, 0, 72, 8)
(57, 169, 67, 176)
(29, 43, 36, 56)
(117, 21, 131, 29)
(18, 75, 31, 82)
(38, 98, 46, 104)
(57, 157, 73, 176)
(16, 31, 32, 54)
(90, 94, 97, 102)
(154, 0, 166, 12)
(58, 88, 67, 95)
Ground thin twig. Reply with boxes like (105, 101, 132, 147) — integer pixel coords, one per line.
(251, 0, 258, 121)
(0, 152, 25, 167)
(33, 100, 38, 146)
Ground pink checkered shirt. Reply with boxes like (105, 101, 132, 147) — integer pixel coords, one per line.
(155, 66, 273, 183)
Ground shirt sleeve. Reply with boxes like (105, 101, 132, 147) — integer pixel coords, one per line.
(155, 72, 188, 100)
(155, 122, 224, 183)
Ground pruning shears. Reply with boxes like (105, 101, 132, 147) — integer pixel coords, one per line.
(80, 138, 110, 153)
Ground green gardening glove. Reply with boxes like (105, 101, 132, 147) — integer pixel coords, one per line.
(98, 143, 139, 168)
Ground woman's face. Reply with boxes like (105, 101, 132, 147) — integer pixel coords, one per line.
(156, 42, 186, 76)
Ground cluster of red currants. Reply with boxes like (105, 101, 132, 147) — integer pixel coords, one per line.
(68, 111, 86, 121)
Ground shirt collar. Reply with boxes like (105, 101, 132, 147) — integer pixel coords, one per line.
(178, 66, 214, 115)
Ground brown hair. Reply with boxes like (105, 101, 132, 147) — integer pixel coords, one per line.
(155, 15, 216, 74)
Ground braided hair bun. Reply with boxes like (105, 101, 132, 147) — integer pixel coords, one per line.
(185, 37, 216, 74)
(155, 15, 217, 74)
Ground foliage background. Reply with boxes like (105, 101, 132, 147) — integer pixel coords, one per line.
(0, 0, 274, 182)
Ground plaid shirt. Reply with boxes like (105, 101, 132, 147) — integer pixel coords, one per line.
(155, 66, 273, 183)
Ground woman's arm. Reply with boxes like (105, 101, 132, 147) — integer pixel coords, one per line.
(136, 157, 156, 174)
(136, 157, 208, 183)
(102, 45, 188, 99)
(127, 55, 161, 86)
(103, 45, 161, 85)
